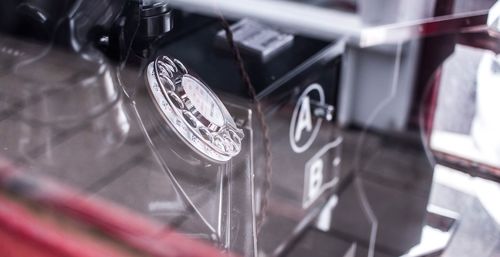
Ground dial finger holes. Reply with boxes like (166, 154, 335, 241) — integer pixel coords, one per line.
(226, 139, 238, 153)
(158, 62, 173, 77)
(182, 111, 198, 128)
(162, 57, 176, 71)
(167, 92, 184, 109)
(229, 130, 242, 145)
(174, 59, 188, 74)
(223, 134, 238, 153)
(199, 127, 213, 142)
(159, 75, 175, 91)
(213, 135, 226, 151)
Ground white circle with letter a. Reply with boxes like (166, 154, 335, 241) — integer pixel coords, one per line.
(289, 83, 325, 153)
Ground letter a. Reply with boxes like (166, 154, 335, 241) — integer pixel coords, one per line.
(295, 96, 313, 142)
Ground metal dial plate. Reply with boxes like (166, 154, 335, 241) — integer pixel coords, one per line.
(145, 56, 244, 162)
(182, 75, 225, 127)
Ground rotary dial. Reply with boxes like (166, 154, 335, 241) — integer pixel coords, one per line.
(145, 55, 244, 162)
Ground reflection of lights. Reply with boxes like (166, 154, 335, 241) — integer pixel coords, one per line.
(0, 46, 25, 57)
(148, 201, 184, 212)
